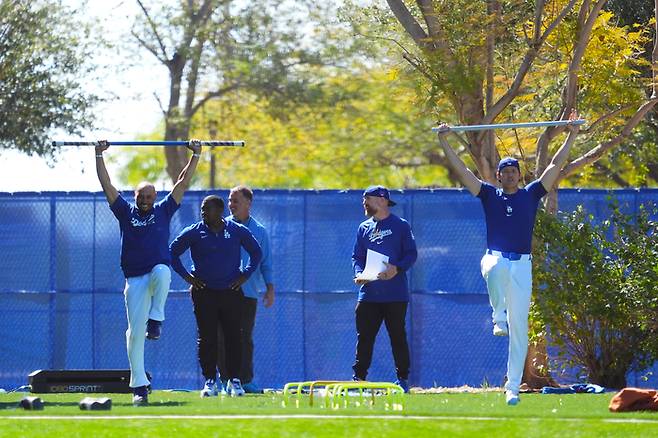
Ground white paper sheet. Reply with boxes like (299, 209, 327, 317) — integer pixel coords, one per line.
(356, 249, 389, 281)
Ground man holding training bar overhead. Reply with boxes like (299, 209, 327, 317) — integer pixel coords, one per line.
(436, 111, 580, 406)
(95, 139, 202, 406)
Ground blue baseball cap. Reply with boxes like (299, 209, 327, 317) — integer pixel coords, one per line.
(497, 157, 520, 172)
(363, 185, 396, 206)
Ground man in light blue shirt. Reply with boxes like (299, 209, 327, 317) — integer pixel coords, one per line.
(220, 185, 274, 393)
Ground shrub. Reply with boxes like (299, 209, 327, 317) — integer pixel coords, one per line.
(531, 202, 658, 388)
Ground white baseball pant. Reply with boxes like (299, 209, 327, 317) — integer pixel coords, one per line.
(124, 264, 171, 388)
(481, 251, 532, 394)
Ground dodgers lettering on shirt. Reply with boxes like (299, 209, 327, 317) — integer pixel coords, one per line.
(352, 214, 417, 303)
(169, 219, 262, 290)
(226, 215, 273, 299)
(477, 180, 548, 254)
(110, 193, 179, 278)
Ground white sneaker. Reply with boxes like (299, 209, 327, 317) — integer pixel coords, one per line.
(226, 378, 245, 397)
(493, 322, 509, 336)
(505, 390, 520, 406)
(200, 378, 218, 397)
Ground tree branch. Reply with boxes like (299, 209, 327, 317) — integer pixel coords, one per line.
(416, 0, 442, 40)
(584, 103, 638, 134)
(562, 98, 658, 178)
(190, 83, 241, 117)
(592, 161, 630, 187)
(153, 91, 167, 117)
(386, 0, 430, 48)
(483, 0, 578, 124)
(131, 30, 167, 65)
(562, 0, 606, 112)
(135, 0, 169, 60)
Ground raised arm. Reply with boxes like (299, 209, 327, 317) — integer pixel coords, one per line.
(170, 139, 203, 204)
(436, 125, 482, 196)
(95, 140, 119, 205)
(539, 110, 580, 191)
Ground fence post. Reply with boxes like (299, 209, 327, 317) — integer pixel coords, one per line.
(48, 194, 57, 369)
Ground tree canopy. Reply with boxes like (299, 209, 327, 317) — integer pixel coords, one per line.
(0, 0, 99, 157)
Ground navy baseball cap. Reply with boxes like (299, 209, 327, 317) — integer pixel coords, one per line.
(363, 185, 396, 206)
(497, 157, 520, 172)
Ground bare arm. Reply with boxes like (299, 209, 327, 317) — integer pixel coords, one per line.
(539, 110, 580, 191)
(436, 125, 482, 196)
(170, 139, 202, 204)
(95, 141, 119, 205)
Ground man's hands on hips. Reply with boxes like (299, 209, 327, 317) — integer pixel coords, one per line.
(185, 274, 206, 290)
(230, 274, 248, 291)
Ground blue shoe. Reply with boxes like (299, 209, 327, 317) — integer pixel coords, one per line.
(219, 379, 228, 395)
(132, 385, 149, 406)
(505, 390, 520, 406)
(394, 379, 409, 393)
(242, 382, 262, 394)
(146, 319, 162, 340)
(200, 378, 218, 397)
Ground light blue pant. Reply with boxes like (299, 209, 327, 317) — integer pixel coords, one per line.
(124, 264, 171, 388)
(481, 253, 532, 393)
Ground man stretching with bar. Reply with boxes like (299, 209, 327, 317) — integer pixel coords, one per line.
(95, 139, 201, 405)
(436, 111, 579, 405)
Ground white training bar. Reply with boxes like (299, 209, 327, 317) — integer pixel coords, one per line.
(52, 140, 245, 147)
(431, 119, 586, 132)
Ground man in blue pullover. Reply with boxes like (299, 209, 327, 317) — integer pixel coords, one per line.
(351, 185, 418, 393)
(219, 185, 274, 394)
(170, 195, 262, 397)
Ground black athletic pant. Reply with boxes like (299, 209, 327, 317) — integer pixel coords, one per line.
(352, 301, 410, 381)
(191, 287, 243, 381)
(217, 296, 257, 383)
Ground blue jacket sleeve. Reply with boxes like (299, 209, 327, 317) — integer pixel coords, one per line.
(240, 227, 262, 278)
(395, 221, 417, 272)
(258, 229, 274, 285)
(351, 226, 366, 276)
(169, 227, 193, 280)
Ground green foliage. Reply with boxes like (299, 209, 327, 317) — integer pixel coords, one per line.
(119, 67, 452, 189)
(0, 0, 99, 157)
(531, 202, 658, 387)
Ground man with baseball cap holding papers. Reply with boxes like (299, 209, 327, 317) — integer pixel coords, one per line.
(351, 185, 418, 392)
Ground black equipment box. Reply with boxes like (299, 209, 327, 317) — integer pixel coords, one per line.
(29, 369, 151, 393)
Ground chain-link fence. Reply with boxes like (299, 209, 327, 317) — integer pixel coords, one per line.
(0, 189, 656, 390)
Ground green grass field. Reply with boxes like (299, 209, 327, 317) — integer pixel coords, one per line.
(1, 391, 657, 437)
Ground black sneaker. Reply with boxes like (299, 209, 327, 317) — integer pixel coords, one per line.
(132, 385, 148, 406)
(146, 319, 162, 340)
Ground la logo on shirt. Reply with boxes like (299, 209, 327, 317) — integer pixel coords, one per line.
(369, 228, 392, 244)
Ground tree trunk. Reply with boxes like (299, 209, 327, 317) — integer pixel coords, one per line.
(163, 53, 190, 183)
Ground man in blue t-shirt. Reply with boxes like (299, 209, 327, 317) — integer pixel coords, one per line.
(95, 139, 201, 405)
(217, 185, 274, 394)
(436, 111, 580, 405)
(351, 185, 418, 392)
(169, 195, 262, 398)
